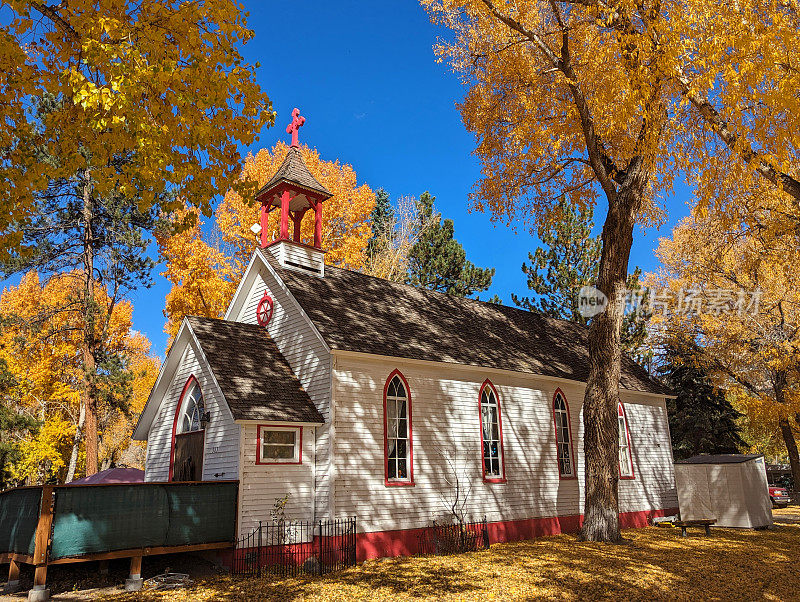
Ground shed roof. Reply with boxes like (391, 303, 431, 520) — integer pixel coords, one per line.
(675, 454, 764, 465)
(187, 316, 323, 423)
(265, 253, 670, 396)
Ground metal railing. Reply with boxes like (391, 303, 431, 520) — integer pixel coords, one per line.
(232, 517, 356, 577)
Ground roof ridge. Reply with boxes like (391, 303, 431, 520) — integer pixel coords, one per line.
(321, 263, 587, 332)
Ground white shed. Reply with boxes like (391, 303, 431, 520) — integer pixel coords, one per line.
(674, 454, 773, 529)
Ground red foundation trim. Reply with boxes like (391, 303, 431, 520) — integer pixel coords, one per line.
(355, 507, 679, 561)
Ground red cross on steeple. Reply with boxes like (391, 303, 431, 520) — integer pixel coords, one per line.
(286, 107, 305, 147)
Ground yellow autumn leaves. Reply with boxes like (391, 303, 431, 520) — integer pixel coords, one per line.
(0, 272, 159, 483)
(159, 142, 376, 342)
(0, 1, 272, 259)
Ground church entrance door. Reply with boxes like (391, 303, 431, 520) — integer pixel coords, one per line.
(173, 430, 205, 481)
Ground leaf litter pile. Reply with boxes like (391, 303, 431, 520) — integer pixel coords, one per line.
(116, 519, 800, 601)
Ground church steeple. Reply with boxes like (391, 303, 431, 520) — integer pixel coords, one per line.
(254, 109, 330, 277)
(254, 108, 332, 250)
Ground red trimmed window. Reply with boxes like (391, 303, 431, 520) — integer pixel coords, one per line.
(479, 381, 505, 482)
(257, 425, 302, 465)
(553, 390, 576, 478)
(384, 371, 413, 485)
(178, 381, 205, 434)
(618, 403, 635, 478)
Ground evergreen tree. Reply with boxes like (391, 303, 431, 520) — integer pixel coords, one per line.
(1, 94, 167, 478)
(367, 188, 394, 255)
(512, 199, 601, 323)
(406, 192, 495, 297)
(512, 199, 650, 358)
(657, 341, 746, 461)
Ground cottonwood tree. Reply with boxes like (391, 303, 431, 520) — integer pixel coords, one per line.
(364, 196, 434, 282)
(0, 273, 157, 483)
(422, 0, 800, 540)
(655, 211, 800, 487)
(0, 1, 270, 475)
(162, 143, 376, 338)
(0, 1, 272, 258)
(217, 142, 376, 273)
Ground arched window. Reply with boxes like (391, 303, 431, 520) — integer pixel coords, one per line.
(384, 371, 413, 485)
(179, 381, 205, 433)
(618, 403, 635, 479)
(552, 390, 575, 478)
(479, 380, 505, 482)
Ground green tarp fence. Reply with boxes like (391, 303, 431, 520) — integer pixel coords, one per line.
(49, 481, 238, 560)
(0, 487, 42, 556)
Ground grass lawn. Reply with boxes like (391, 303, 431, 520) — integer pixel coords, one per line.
(115, 511, 800, 602)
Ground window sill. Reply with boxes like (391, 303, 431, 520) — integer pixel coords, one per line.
(558, 474, 578, 481)
(620, 475, 636, 480)
(482, 476, 506, 484)
(384, 479, 415, 487)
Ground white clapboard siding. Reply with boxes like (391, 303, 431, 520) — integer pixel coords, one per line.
(331, 354, 677, 533)
(237, 423, 315, 538)
(230, 260, 332, 521)
(145, 336, 239, 482)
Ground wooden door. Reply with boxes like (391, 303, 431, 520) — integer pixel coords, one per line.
(173, 430, 205, 481)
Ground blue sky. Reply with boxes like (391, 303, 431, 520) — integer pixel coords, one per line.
(139, 1, 694, 356)
(6, 1, 694, 358)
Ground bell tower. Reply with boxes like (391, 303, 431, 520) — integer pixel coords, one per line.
(253, 108, 332, 277)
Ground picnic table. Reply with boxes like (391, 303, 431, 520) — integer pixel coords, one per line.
(673, 519, 716, 537)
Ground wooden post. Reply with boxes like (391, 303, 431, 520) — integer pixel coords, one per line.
(314, 202, 323, 249)
(3, 559, 21, 593)
(125, 556, 143, 592)
(99, 559, 109, 575)
(279, 190, 291, 240)
(28, 485, 54, 601)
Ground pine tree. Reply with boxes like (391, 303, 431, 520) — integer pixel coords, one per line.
(1, 95, 166, 478)
(0, 353, 37, 489)
(512, 200, 601, 323)
(367, 188, 394, 255)
(512, 200, 650, 359)
(406, 192, 495, 297)
(657, 341, 746, 461)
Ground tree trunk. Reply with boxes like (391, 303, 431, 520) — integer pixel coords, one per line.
(65, 398, 86, 483)
(771, 376, 800, 491)
(779, 418, 800, 491)
(81, 169, 99, 476)
(580, 163, 647, 542)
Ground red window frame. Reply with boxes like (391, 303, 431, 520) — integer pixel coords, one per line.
(168, 375, 202, 482)
(383, 369, 414, 487)
(478, 379, 506, 484)
(255, 424, 303, 465)
(551, 388, 577, 480)
(618, 402, 635, 480)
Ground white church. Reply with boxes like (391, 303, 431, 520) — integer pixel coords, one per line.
(132, 112, 678, 560)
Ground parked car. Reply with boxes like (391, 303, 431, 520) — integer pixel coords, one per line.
(769, 485, 791, 508)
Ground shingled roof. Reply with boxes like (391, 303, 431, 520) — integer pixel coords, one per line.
(256, 146, 332, 199)
(265, 254, 671, 396)
(187, 316, 323, 423)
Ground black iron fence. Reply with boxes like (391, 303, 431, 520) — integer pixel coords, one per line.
(232, 517, 356, 577)
(417, 517, 490, 555)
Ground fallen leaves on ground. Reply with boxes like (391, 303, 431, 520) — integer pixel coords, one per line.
(113, 521, 800, 601)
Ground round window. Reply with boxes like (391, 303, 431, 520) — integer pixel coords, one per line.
(256, 292, 274, 326)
